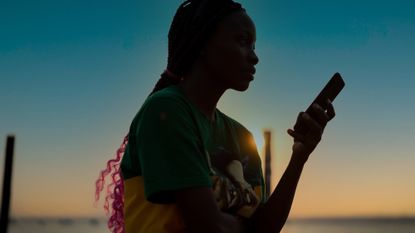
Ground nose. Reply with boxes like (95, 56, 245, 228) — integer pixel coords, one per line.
(248, 49, 259, 66)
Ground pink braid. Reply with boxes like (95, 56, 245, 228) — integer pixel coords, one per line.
(95, 135, 128, 233)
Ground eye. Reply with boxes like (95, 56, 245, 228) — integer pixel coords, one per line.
(238, 36, 255, 49)
(238, 35, 249, 44)
(238, 37, 249, 45)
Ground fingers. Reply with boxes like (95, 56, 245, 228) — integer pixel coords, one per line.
(289, 99, 336, 141)
(288, 100, 337, 159)
(287, 128, 305, 142)
(309, 103, 330, 128)
(304, 112, 323, 143)
(288, 112, 322, 141)
(308, 99, 336, 127)
(293, 111, 305, 132)
(326, 99, 336, 120)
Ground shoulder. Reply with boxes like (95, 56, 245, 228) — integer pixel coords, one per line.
(216, 109, 258, 159)
(217, 109, 253, 138)
(143, 85, 188, 109)
(129, 86, 198, 135)
(136, 86, 194, 121)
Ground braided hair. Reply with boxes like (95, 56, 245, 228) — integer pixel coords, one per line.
(151, 0, 244, 95)
(95, 1, 244, 233)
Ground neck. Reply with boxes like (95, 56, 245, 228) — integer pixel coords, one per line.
(179, 68, 226, 122)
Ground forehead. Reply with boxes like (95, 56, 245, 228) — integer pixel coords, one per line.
(215, 11, 256, 38)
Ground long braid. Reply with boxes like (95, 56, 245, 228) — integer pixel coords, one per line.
(95, 135, 128, 233)
(96, 1, 244, 233)
(150, 1, 193, 94)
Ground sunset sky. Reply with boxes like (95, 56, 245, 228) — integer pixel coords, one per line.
(1, 0, 415, 218)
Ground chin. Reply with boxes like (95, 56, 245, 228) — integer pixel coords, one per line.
(232, 82, 251, 92)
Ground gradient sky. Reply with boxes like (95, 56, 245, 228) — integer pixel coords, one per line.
(1, 0, 415, 218)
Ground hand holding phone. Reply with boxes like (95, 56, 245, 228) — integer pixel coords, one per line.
(294, 72, 345, 134)
(305, 72, 345, 114)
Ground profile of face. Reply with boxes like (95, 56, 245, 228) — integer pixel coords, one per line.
(200, 11, 259, 91)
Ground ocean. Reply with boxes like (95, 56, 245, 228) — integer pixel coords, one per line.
(7, 217, 415, 233)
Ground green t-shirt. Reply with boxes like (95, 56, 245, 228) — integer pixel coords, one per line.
(121, 85, 264, 233)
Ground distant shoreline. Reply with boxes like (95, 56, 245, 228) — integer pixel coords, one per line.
(10, 215, 415, 222)
(287, 216, 415, 224)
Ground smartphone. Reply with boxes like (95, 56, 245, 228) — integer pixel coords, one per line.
(294, 72, 345, 133)
(305, 72, 345, 114)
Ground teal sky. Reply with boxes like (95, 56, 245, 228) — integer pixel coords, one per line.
(1, 0, 415, 217)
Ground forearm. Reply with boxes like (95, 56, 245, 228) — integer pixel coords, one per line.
(217, 212, 245, 233)
(250, 99, 335, 233)
(253, 155, 305, 233)
(176, 187, 246, 233)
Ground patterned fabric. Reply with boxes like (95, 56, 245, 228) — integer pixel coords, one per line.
(121, 85, 264, 233)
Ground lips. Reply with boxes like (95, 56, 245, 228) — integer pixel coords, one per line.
(240, 67, 256, 81)
(246, 67, 256, 80)
(248, 67, 256, 75)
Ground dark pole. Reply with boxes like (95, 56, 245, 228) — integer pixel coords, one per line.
(263, 130, 271, 198)
(1, 135, 15, 233)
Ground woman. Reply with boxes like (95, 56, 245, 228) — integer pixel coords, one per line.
(96, 0, 335, 233)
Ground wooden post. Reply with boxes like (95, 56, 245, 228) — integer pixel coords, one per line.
(263, 130, 271, 198)
(1, 135, 15, 233)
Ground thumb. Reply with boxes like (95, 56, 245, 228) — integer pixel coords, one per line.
(287, 129, 305, 142)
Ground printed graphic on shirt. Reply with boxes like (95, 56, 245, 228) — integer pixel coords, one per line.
(207, 147, 260, 218)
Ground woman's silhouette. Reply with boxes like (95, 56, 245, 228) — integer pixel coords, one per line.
(96, 1, 335, 232)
